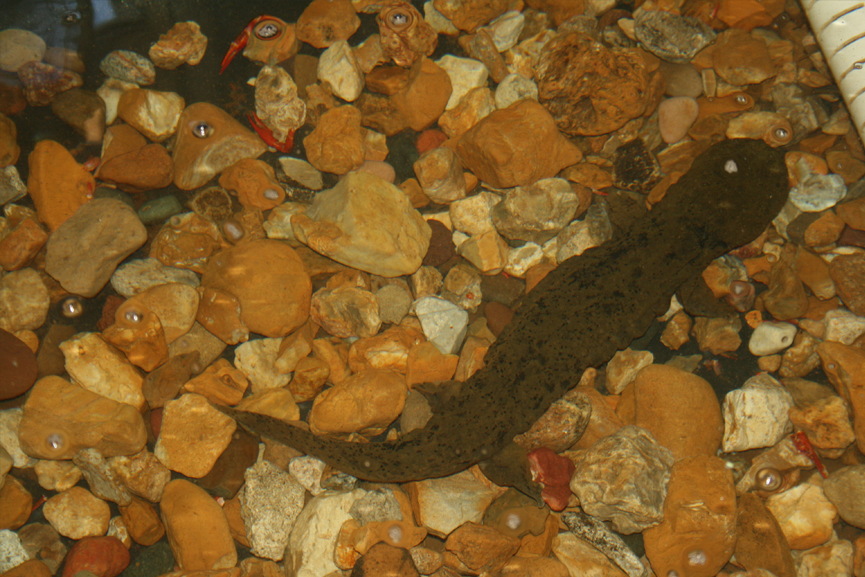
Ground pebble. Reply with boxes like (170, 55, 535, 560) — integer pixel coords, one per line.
(439, 87, 495, 139)
(0, 268, 48, 333)
(17, 523, 66, 574)
(457, 99, 582, 188)
(60, 536, 130, 577)
(829, 253, 865, 316)
(110, 258, 199, 298)
(296, 0, 360, 48)
(160, 479, 237, 571)
(310, 368, 406, 436)
(634, 10, 715, 63)
(0, 530, 29, 573)
(98, 143, 174, 192)
(43, 486, 111, 539)
(446, 522, 520, 574)
(437, 54, 489, 111)
(658, 61, 703, 98)
(413, 147, 467, 203)
(555, 201, 613, 263)
(17, 61, 83, 106)
(50, 88, 106, 144)
(172, 102, 267, 190)
(241, 459, 306, 561)
(494, 73, 538, 109)
(110, 450, 171, 503)
(293, 170, 431, 277)
(817, 341, 865, 453)
(148, 21, 208, 70)
(96, 78, 138, 125)
(377, 2, 438, 68)
(0, 329, 38, 400)
(0, 29, 46, 73)
(406, 469, 502, 537)
(658, 96, 699, 144)
(117, 88, 185, 143)
(605, 348, 653, 395)
(278, 156, 323, 190)
(413, 296, 469, 355)
(303, 105, 365, 175)
(99, 50, 155, 85)
(0, 166, 27, 206)
(794, 538, 855, 577)
(201, 239, 311, 338)
(74, 448, 133, 506)
(154, 393, 236, 477)
(735, 493, 796, 577)
(390, 57, 452, 132)
(789, 394, 855, 455)
(284, 488, 368, 577)
(713, 28, 776, 86)
(26, 139, 94, 231)
(551, 530, 639, 577)
(317, 41, 365, 102)
(0, 409, 36, 468)
(492, 178, 579, 244)
(766, 475, 838, 550)
(722, 373, 795, 452)
(234, 338, 291, 392)
(0, 475, 31, 530)
(45, 198, 147, 298)
(749, 321, 798, 356)
(255, 65, 305, 146)
(119, 498, 165, 546)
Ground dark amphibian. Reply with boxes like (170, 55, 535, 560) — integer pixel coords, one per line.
(218, 139, 789, 502)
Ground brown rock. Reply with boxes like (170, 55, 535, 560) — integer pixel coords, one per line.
(218, 158, 285, 210)
(296, 0, 360, 49)
(0, 328, 38, 400)
(200, 239, 311, 338)
(148, 21, 208, 69)
(0, 217, 49, 271)
(1, 560, 52, 577)
(303, 105, 365, 175)
(26, 140, 94, 231)
(536, 32, 651, 136)
(627, 364, 724, 460)
(0, 475, 31, 530)
(44, 198, 147, 298)
(836, 197, 865, 230)
(356, 92, 409, 136)
(805, 210, 845, 247)
(102, 298, 169, 372)
(0, 112, 20, 167)
(351, 542, 419, 577)
(173, 102, 268, 190)
(643, 456, 737, 577)
(182, 358, 248, 406)
(194, 427, 259, 500)
(50, 88, 106, 144)
(692, 316, 742, 355)
(119, 497, 165, 546)
(829, 252, 865, 316)
(445, 521, 521, 575)
(406, 341, 459, 387)
(160, 479, 238, 571)
(97, 143, 174, 192)
(570, 384, 624, 450)
(117, 88, 185, 143)
(458, 30, 508, 84)
(16, 61, 83, 106)
(788, 395, 856, 454)
(98, 124, 148, 168)
(18, 376, 147, 460)
(390, 58, 452, 132)
(310, 368, 407, 436)
(196, 286, 249, 345)
(713, 29, 776, 85)
(734, 493, 796, 577)
(456, 99, 583, 188)
(60, 536, 130, 577)
(817, 341, 865, 454)
(432, 0, 509, 32)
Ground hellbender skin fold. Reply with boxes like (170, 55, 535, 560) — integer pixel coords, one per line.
(218, 139, 790, 499)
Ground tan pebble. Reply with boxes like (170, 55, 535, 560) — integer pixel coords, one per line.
(18, 376, 147, 460)
(303, 105, 365, 175)
(119, 497, 165, 546)
(26, 140, 93, 231)
(60, 332, 146, 410)
(405, 341, 458, 387)
(235, 386, 300, 423)
(658, 96, 699, 144)
(310, 286, 382, 338)
(0, 559, 52, 577)
(296, 0, 360, 48)
(218, 158, 285, 210)
(836, 196, 865, 231)
(154, 393, 236, 478)
(109, 449, 171, 503)
(33, 460, 82, 492)
(712, 29, 776, 85)
(200, 239, 311, 338)
(734, 493, 796, 577)
(829, 253, 865, 317)
(804, 211, 845, 247)
(356, 159, 396, 183)
(789, 395, 855, 454)
(692, 316, 742, 355)
(116, 88, 185, 143)
(348, 325, 423, 373)
(445, 521, 520, 575)
(644, 456, 736, 577)
(160, 479, 237, 571)
(765, 477, 838, 550)
(148, 21, 208, 70)
(570, 385, 624, 450)
(43, 486, 110, 539)
(0, 475, 31, 530)
(817, 342, 865, 454)
(181, 358, 248, 406)
(309, 368, 407, 436)
(391, 57, 452, 132)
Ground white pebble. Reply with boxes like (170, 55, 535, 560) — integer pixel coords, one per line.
(748, 321, 797, 356)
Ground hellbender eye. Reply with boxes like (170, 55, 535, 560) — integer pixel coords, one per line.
(46, 433, 64, 451)
(125, 309, 143, 324)
(61, 296, 84, 319)
(192, 121, 213, 139)
(773, 127, 789, 141)
(755, 467, 783, 491)
(256, 22, 281, 39)
(391, 12, 408, 25)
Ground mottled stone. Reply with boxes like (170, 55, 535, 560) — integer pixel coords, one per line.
(390, 57, 452, 132)
(26, 140, 94, 231)
(406, 469, 502, 537)
(0, 268, 48, 333)
(303, 105, 365, 175)
(241, 460, 306, 561)
(148, 21, 208, 69)
(17, 61, 83, 106)
(60, 332, 146, 409)
(570, 426, 673, 534)
(154, 394, 236, 478)
(43, 487, 110, 539)
(0, 29, 46, 73)
(296, 0, 360, 48)
(100, 50, 155, 84)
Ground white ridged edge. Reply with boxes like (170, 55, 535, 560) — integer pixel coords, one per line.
(802, 0, 865, 145)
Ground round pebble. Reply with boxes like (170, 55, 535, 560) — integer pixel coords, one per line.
(658, 96, 699, 144)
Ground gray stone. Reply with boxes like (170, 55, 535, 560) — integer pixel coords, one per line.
(555, 200, 613, 263)
(570, 425, 673, 534)
(414, 296, 469, 355)
(99, 49, 155, 85)
(492, 177, 580, 244)
(0, 529, 28, 573)
(0, 166, 26, 206)
(45, 198, 147, 298)
(635, 10, 715, 64)
(375, 284, 413, 325)
(790, 173, 847, 212)
(561, 510, 649, 577)
(73, 448, 133, 506)
(242, 460, 307, 561)
(137, 194, 183, 225)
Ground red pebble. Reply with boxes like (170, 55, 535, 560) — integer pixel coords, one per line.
(528, 447, 575, 487)
(150, 407, 163, 438)
(415, 129, 448, 155)
(542, 484, 572, 512)
(61, 536, 130, 577)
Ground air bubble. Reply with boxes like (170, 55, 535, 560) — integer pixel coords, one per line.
(46, 433, 64, 451)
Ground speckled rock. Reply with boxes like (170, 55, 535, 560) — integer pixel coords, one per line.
(0, 268, 48, 333)
(148, 21, 208, 70)
(99, 50, 155, 85)
(17, 62, 83, 106)
(570, 425, 673, 534)
(43, 487, 111, 539)
(117, 88, 185, 143)
(241, 460, 306, 561)
(60, 332, 146, 410)
(296, 0, 360, 48)
(634, 10, 715, 64)
(303, 105, 365, 175)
